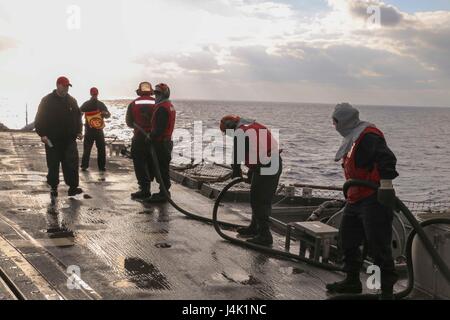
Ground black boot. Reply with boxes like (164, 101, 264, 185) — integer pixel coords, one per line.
(237, 216, 258, 237)
(247, 208, 273, 246)
(50, 187, 58, 198)
(247, 233, 273, 246)
(247, 220, 273, 246)
(145, 191, 170, 203)
(131, 189, 151, 200)
(326, 273, 362, 294)
(68, 187, 83, 197)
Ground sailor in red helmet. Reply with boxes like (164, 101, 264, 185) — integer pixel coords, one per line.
(126, 82, 156, 200)
(80, 87, 111, 172)
(35, 76, 83, 198)
(145, 83, 176, 203)
(220, 115, 282, 246)
(326, 103, 399, 300)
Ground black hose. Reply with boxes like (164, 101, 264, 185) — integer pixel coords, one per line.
(148, 144, 244, 229)
(212, 177, 343, 272)
(148, 143, 342, 271)
(329, 179, 450, 300)
(148, 139, 449, 299)
(396, 218, 450, 299)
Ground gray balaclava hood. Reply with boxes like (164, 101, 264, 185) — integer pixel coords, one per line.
(332, 103, 373, 162)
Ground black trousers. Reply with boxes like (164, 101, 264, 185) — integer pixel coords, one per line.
(250, 157, 283, 233)
(45, 140, 79, 189)
(153, 140, 173, 192)
(341, 194, 398, 290)
(81, 129, 106, 170)
(131, 137, 154, 191)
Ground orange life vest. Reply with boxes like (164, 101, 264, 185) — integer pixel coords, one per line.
(237, 122, 278, 169)
(343, 126, 384, 203)
(130, 95, 155, 134)
(151, 101, 176, 141)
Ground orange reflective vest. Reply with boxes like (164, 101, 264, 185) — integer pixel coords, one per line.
(85, 110, 105, 130)
(151, 101, 176, 141)
(237, 122, 278, 169)
(343, 126, 384, 203)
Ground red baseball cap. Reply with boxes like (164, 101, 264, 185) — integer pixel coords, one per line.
(90, 87, 99, 96)
(56, 76, 72, 87)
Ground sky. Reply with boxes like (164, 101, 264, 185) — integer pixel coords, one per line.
(1, 0, 450, 112)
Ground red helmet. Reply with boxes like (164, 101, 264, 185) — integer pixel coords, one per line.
(220, 115, 241, 132)
(154, 83, 170, 95)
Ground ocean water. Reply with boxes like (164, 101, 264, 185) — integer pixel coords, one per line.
(102, 99, 450, 202)
(2, 98, 450, 202)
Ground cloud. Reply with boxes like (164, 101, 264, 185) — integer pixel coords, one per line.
(329, 0, 405, 26)
(1, 0, 450, 106)
(131, 1, 450, 106)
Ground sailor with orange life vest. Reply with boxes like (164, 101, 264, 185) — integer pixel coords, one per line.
(220, 115, 282, 246)
(126, 82, 156, 200)
(80, 87, 111, 172)
(326, 103, 399, 300)
(144, 83, 176, 203)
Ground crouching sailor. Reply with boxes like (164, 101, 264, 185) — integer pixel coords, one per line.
(220, 115, 282, 246)
(327, 103, 399, 299)
(145, 83, 176, 203)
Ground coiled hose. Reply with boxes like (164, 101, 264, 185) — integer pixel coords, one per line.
(148, 144, 343, 272)
(148, 145, 242, 229)
(328, 179, 450, 300)
(147, 140, 449, 299)
(211, 177, 343, 271)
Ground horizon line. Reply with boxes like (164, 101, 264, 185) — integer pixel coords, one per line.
(101, 97, 450, 109)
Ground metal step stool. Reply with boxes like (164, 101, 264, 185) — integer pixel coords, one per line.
(285, 221, 339, 263)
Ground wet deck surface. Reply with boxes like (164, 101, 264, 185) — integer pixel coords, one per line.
(0, 132, 397, 300)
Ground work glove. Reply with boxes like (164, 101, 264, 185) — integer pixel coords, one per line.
(231, 165, 242, 179)
(306, 206, 324, 221)
(377, 180, 397, 210)
(245, 168, 254, 184)
(306, 213, 319, 222)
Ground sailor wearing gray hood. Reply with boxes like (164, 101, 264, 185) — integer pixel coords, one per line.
(326, 103, 399, 300)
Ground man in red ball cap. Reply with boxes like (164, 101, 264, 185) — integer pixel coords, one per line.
(80, 87, 111, 172)
(35, 76, 83, 198)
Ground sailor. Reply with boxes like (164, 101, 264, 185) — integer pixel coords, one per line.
(326, 103, 399, 299)
(145, 83, 176, 203)
(35, 76, 83, 197)
(126, 82, 156, 200)
(220, 115, 282, 246)
(80, 87, 111, 172)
